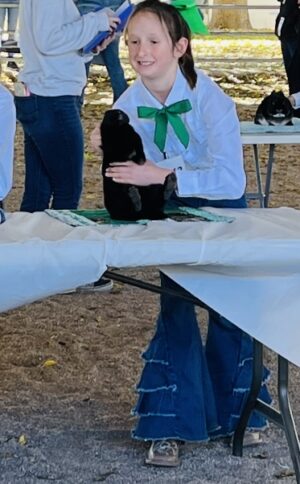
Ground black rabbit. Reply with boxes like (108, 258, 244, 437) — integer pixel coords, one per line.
(100, 109, 176, 221)
(254, 90, 293, 126)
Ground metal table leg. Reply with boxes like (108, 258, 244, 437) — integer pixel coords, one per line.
(264, 144, 276, 208)
(246, 145, 265, 207)
(253, 144, 265, 208)
(246, 143, 275, 208)
(278, 356, 300, 481)
(232, 339, 300, 484)
(232, 340, 264, 455)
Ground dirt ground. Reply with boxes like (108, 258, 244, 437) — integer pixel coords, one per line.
(0, 53, 300, 483)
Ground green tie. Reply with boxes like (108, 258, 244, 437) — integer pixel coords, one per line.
(137, 99, 192, 153)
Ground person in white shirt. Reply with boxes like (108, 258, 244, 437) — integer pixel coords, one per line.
(0, 82, 16, 220)
(15, 0, 119, 212)
(100, 0, 272, 467)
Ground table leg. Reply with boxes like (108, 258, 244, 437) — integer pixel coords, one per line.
(278, 356, 300, 482)
(264, 144, 275, 208)
(232, 339, 263, 456)
(232, 339, 300, 484)
(253, 144, 265, 208)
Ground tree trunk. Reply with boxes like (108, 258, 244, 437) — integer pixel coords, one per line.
(209, 0, 252, 30)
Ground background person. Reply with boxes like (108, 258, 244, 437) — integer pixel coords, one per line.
(95, 0, 271, 467)
(0, 73, 16, 219)
(75, 0, 128, 102)
(275, 0, 300, 115)
(15, 0, 118, 213)
(0, 0, 19, 47)
(0, 0, 20, 70)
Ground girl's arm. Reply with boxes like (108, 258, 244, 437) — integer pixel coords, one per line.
(175, 81, 246, 200)
(31, 0, 119, 55)
(105, 160, 172, 185)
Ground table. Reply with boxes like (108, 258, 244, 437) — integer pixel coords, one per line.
(1, 208, 300, 480)
(241, 120, 300, 207)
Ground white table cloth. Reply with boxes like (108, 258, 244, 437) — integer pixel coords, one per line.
(1, 207, 300, 366)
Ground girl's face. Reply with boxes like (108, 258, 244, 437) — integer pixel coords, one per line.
(127, 11, 187, 86)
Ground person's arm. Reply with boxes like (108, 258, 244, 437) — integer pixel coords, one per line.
(105, 160, 173, 185)
(174, 80, 246, 200)
(31, 0, 119, 55)
(0, 87, 16, 201)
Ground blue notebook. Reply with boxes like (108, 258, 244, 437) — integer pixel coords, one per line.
(82, 1, 133, 54)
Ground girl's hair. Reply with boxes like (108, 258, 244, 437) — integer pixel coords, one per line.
(126, 0, 197, 89)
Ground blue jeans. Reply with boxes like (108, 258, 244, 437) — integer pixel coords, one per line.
(15, 94, 84, 212)
(132, 195, 271, 441)
(0, 6, 19, 35)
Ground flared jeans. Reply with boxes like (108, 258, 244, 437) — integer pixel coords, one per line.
(132, 195, 271, 441)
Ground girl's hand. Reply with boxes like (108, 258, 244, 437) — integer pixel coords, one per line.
(89, 124, 102, 154)
(105, 160, 173, 186)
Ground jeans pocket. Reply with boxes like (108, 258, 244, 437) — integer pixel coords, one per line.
(15, 95, 38, 124)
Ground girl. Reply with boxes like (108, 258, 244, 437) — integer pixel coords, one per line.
(15, 0, 119, 212)
(103, 0, 271, 466)
(0, 69, 16, 220)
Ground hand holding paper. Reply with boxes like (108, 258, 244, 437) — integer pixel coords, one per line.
(82, 1, 133, 55)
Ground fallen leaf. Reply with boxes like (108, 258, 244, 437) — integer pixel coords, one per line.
(18, 434, 27, 446)
(42, 358, 58, 368)
(274, 468, 295, 479)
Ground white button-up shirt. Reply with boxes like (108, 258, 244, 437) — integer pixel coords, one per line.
(114, 68, 246, 200)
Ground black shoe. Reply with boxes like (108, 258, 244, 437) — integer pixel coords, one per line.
(7, 61, 19, 71)
(2, 39, 18, 47)
(76, 277, 113, 293)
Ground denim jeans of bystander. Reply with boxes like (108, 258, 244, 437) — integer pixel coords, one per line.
(15, 94, 84, 212)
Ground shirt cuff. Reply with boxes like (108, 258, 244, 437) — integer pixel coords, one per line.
(292, 92, 300, 109)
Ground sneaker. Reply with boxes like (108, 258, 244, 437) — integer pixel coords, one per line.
(230, 431, 263, 448)
(145, 440, 181, 467)
(6, 61, 19, 71)
(59, 277, 113, 295)
(76, 277, 113, 293)
(2, 39, 18, 47)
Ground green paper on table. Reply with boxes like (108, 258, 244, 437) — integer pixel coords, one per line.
(45, 207, 235, 227)
(72, 207, 234, 224)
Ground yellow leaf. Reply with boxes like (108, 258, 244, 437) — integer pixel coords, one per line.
(18, 434, 27, 445)
(42, 358, 57, 368)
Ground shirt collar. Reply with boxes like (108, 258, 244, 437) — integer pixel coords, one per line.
(136, 68, 188, 108)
